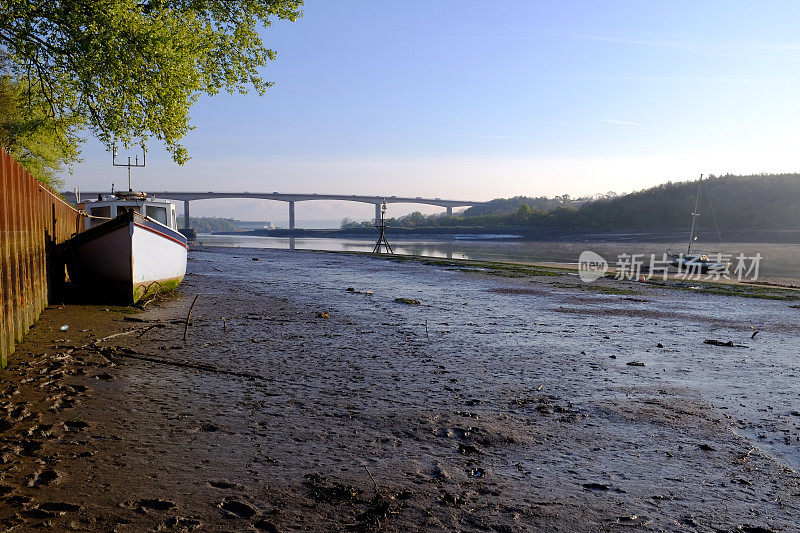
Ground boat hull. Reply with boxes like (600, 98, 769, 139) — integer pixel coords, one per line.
(667, 254, 729, 274)
(66, 212, 187, 304)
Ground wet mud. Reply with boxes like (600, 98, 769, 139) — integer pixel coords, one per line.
(1, 247, 800, 531)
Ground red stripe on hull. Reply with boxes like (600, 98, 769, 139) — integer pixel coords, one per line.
(133, 223, 189, 249)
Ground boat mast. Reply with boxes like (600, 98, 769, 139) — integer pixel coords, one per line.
(687, 174, 702, 254)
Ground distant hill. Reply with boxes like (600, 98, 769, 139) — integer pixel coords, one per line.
(391, 173, 800, 232)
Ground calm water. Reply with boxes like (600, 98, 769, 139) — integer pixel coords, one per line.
(197, 233, 800, 280)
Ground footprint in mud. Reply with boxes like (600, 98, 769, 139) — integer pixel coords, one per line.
(64, 420, 90, 432)
(468, 467, 486, 478)
(27, 424, 57, 439)
(9, 404, 31, 421)
(20, 507, 58, 519)
(207, 480, 238, 489)
(36, 502, 81, 514)
(253, 518, 278, 532)
(49, 395, 77, 411)
(6, 495, 31, 507)
(457, 443, 481, 455)
(20, 439, 43, 456)
(199, 423, 220, 432)
(582, 482, 626, 493)
(94, 373, 114, 381)
(437, 490, 465, 507)
(429, 463, 450, 481)
(159, 516, 202, 530)
(30, 468, 59, 487)
(219, 498, 257, 519)
(126, 498, 176, 512)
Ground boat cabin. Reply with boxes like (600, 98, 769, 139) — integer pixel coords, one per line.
(80, 192, 178, 231)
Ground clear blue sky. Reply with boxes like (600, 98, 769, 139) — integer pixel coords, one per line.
(64, 1, 800, 224)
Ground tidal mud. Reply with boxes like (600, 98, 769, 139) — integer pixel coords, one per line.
(1, 247, 799, 531)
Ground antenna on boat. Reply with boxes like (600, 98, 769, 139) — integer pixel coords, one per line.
(112, 143, 146, 192)
(687, 174, 703, 254)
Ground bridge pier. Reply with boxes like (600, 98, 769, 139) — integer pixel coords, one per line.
(288, 201, 295, 230)
(183, 200, 190, 230)
(375, 203, 381, 225)
(446, 206, 453, 216)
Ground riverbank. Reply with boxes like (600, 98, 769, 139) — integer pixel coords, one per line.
(218, 227, 800, 244)
(2, 247, 800, 530)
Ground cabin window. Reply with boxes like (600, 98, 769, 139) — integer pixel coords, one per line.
(146, 205, 168, 225)
(117, 205, 140, 216)
(89, 206, 111, 227)
(90, 206, 111, 218)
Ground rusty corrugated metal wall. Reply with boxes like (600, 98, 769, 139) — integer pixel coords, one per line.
(0, 146, 84, 368)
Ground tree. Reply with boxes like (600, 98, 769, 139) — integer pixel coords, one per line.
(516, 203, 532, 217)
(0, 0, 303, 171)
(0, 75, 81, 187)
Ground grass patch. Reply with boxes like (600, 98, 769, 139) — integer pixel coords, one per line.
(409, 256, 565, 278)
(649, 280, 800, 301)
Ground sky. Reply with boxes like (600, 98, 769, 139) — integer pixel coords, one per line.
(63, 1, 800, 226)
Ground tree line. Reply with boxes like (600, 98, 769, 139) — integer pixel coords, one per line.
(351, 174, 800, 232)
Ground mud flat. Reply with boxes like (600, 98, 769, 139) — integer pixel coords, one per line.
(2, 247, 800, 531)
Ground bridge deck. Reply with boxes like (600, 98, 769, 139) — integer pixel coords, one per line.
(62, 191, 481, 231)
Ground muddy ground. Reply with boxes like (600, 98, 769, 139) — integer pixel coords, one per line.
(1, 247, 800, 531)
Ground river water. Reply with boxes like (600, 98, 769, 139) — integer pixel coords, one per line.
(197, 233, 800, 280)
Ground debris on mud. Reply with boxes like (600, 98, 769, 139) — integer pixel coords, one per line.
(394, 297, 421, 305)
(703, 339, 747, 347)
(316, 311, 330, 318)
(437, 490, 465, 507)
(303, 473, 360, 504)
(626, 361, 645, 367)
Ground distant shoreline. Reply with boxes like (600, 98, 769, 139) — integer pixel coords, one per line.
(212, 227, 800, 244)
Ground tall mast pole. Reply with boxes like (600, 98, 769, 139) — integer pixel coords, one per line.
(112, 144, 146, 192)
(687, 174, 702, 254)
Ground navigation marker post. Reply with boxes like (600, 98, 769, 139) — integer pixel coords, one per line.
(372, 200, 393, 254)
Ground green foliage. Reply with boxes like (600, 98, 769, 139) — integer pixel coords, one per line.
(0, 0, 302, 164)
(463, 194, 591, 217)
(393, 174, 800, 232)
(177, 215, 238, 233)
(0, 75, 82, 187)
(340, 217, 373, 229)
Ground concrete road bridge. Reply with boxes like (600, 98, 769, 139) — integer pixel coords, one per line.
(62, 191, 481, 230)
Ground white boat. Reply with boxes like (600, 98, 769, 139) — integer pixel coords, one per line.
(66, 190, 187, 303)
(667, 175, 729, 274)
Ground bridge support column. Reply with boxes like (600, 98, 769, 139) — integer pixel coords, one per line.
(446, 206, 453, 216)
(288, 201, 295, 230)
(375, 203, 381, 225)
(183, 201, 190, 230)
